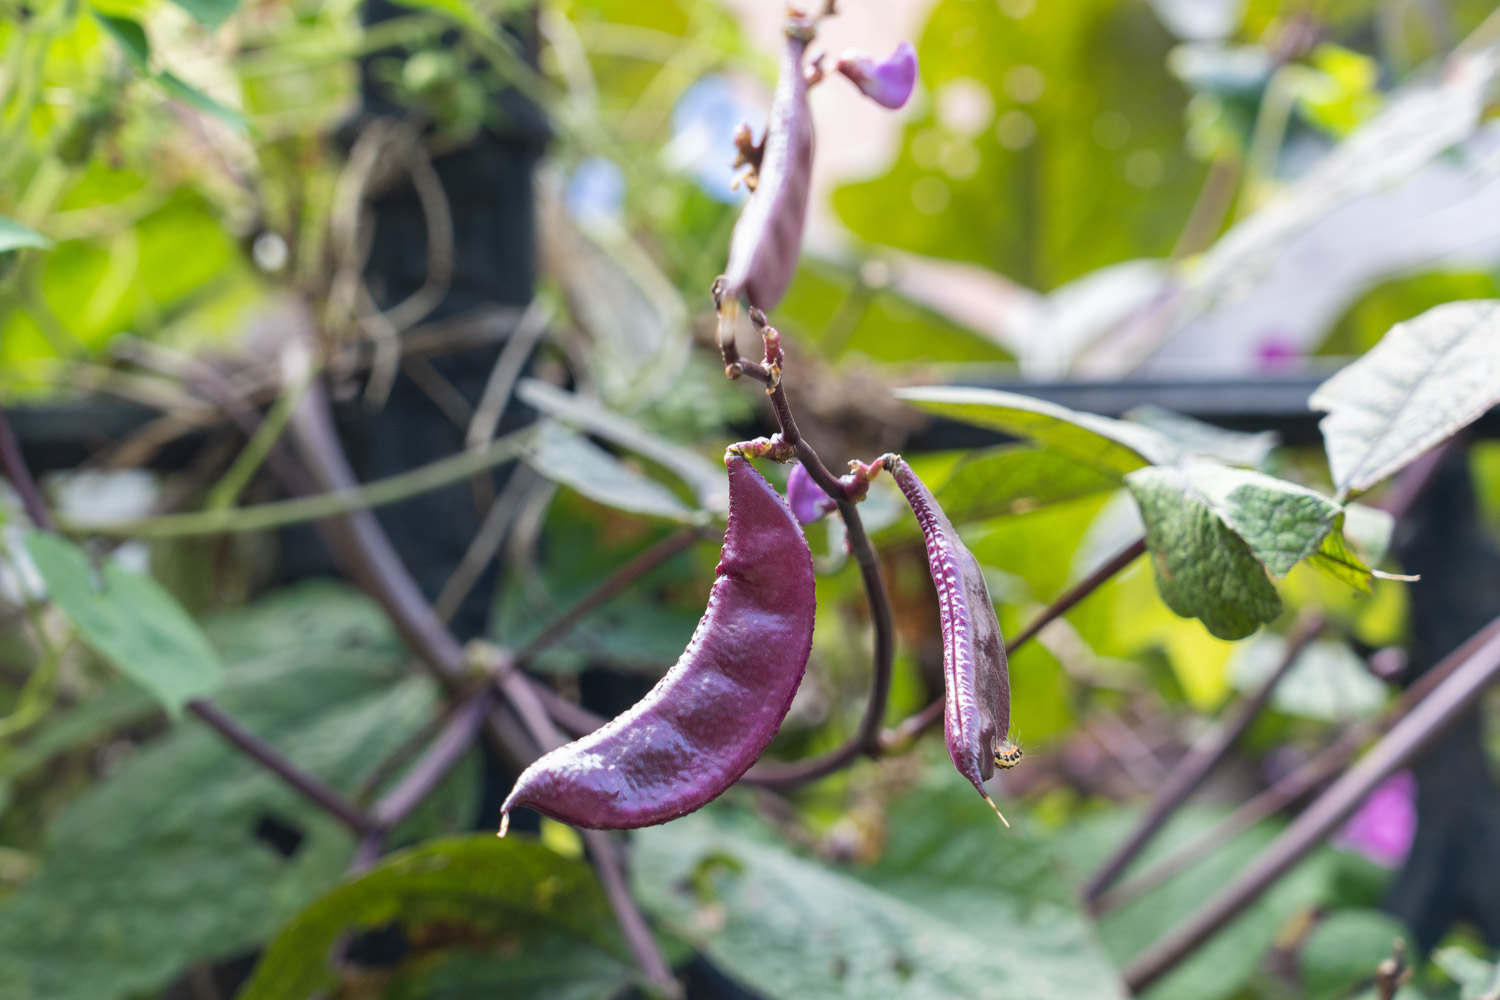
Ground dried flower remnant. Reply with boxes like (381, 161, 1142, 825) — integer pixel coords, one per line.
(500, 454, 816, 832)
(836, 41, 918, 109)
(884, 455, 1013, 824)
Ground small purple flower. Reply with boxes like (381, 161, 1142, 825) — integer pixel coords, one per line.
(1337, 770, 1416, 868)
(787, 463, 836, 525)
(836, 41, 918, 110)
(1253, 333, 1302, 372)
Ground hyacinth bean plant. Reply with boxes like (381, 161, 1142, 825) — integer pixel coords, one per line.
(3, 1, 1500, 999)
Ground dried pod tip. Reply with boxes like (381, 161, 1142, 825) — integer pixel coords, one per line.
(787, 463, 836, 524)
(836, 41, 918, 110)
(983, 794, 1011, 830)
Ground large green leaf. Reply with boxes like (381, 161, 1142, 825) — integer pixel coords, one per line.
(934, 444, 1122, 523)
(634, 777, 1126, 999)
(1055, 806, 1334, 1000)
(1167, 462, 1343, 577)
(522, 419, 702, 522)
(238, 837, 636, 1000)
(1300, 910, 1409, 1000)
(0, 584, 466, 1000)
(897, 386, 1176, 477)
(833, 0, 1202, 288)
(1311, 300, 1500, 496)
(24, 532, 222, 715)
(1230, 634, 1387, 722)
(1124, 464, 1285, 639)
(0, 216, 51, 254)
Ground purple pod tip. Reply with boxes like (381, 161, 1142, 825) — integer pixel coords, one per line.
(836, 41, 918, 110)
(786, 463, 836, 524)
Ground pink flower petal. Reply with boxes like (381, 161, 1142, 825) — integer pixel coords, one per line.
(787, 463, 836, 525)
(836, 41, 918, 110)
(1337, 770, 1416, 868)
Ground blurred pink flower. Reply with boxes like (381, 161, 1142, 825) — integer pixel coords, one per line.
(1337, 770, 1416, 868)
(836, 41, 918, 110)
(1253, 334, 1302, 372)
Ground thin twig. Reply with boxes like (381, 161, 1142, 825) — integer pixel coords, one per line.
(1123, 615, 1500, 992)
(187, 700, 374, 835)
(370, 687, 495, 829)
(724, 311, 895, 789)
(1081, 612, 1325, 903)
(516, 525, 705, 664)
(0, 409, 53, 530)
(884, 535, 1148, 746)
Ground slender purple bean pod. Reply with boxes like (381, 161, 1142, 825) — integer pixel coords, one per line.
(719, 19, 815, 312)
(500, 454, 816, 831)
(884, 455, 1013, 824)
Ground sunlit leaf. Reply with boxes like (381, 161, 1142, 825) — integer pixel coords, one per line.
(934, 444, 1121, 523)
(165, 0, 241, 29)
(1311, 300, 1500, 496)
(1123, 406, 1277, 468)
(0, 217, 51, 254)
(93, 13, 150, 69)
(522, 419, 700, 522)
(897, 386, 1176, 477)
(518, 379, 724, 511)
(1434, 946, 1500, 1000)
(238, 837, 635, 1000)
(24, 532, 222, 715)
(1230, 634, 1387, 721)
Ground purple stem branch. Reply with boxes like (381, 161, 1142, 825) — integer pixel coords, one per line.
(517, 526, 707, 665)
(371, 686, 497, 830)
(730, 313, 895, 788)
(1123, 614, 1500, 993)
(1081, 613, 1325, 903)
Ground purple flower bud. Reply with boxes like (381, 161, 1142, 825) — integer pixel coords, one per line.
(786, 463, 836, 524)
(836, 41, 918, 110)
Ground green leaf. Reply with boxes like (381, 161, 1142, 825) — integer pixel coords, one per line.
(380, 943, 637, 1000)
(1311, 300, 1500, 496)
(158, 71, 249, 132)
(1055, 805, 1334, 1000)
(93, 13, 151, 69)
(897, 386, 1176, 477)
(1125, 464, 1284, 639)
(24, 532, 222, 715)
(1309, 512, 1377, 593)
(522, 419, 700, 522)
(1300, 911, 1409, 1000)
(635, 778, 1126, 999)
(1123, 406, 1278, 468)
(0, 216, 51, 254)
(238, 837, 635, 1000)
(165, 0, 241, 28)
(933, 444, 1122, 523)
(1231, 634, 1387, 721)
(93, 13, 247, 133)
(0, 583, 464, 1000)
(832, 0, 1203, 288)
(1434, 946, 1500, 1000)
(518, 379, 725, 511)
(1176, 463, 1343, 577)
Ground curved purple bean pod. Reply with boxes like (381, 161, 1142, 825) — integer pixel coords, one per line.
(500, 454, 816, 831)
(884, 455, 1012, 823)
(719, 17, 815, 312)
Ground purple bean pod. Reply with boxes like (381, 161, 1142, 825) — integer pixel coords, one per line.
(787, 462, 836, 524)
(884, 455, 1012, 817)
(500, 454, 816, 831)
(719, 19, 815, 312)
